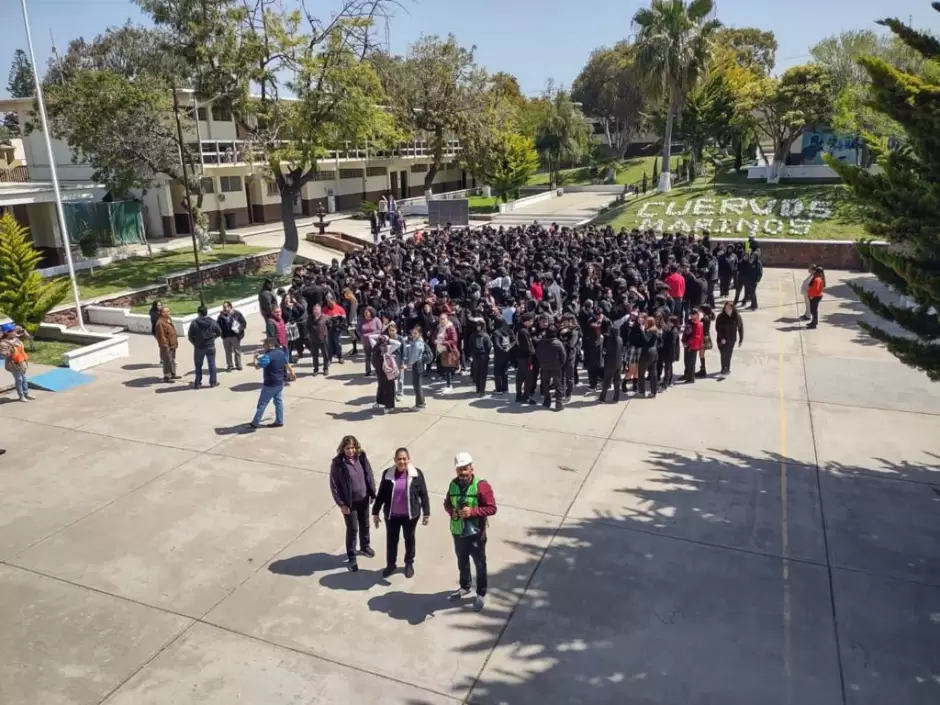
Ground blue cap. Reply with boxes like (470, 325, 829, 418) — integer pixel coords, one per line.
(0, 323, 16, 333)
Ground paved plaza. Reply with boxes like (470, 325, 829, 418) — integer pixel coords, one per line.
(1, 267, 939, 705)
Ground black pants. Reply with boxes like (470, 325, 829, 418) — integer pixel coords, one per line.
(683, 348, 698, 381)
(376, 375, 396, 409)
(540, 369, 563, 407)
(386, 515, 418, 567)
(454, 535, 488, 596)
(599, 368, 621, 401)
(809, 296, 821, 327)
(638, 358, 658, 397)
(733, 284, 746, 306)
(471, 357, 489, 394)
(310, 338, 329, 373)
(719, 274, 733, 297)
(745, 283, 758, 309)
(344, 498, 371, 560)
(493, 355, 510, 393)
(411, 362, 425, 405)
(329, 327, 343, 361)
(562, 360, 576, 399)
(587, 365, 602, 389)
(515, 357, 535, 399)
(661, 359, 675, 388)
(719, 342, 735, 372)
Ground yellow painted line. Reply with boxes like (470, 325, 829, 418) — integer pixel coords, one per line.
(779, 279, 792, 703)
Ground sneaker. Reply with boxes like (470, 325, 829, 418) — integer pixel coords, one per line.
(347, 561, 359, 572)
(210, 382, 220, 388)
(360, 547, 375, 558)
(404, 563, 415, 579)
(266, 422, 284, 428)
(18, 396, 27, 403)
(395, 395, 403, 402)
(372, 403, 382, 410)
(472, 595, 486, 612)
(382, 565, 397, 578)
(448, 588, 471, 602)
(415, 403, 427, 409)
(226, 367, 233, 372)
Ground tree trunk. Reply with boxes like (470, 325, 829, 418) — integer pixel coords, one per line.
(659, 104, 675, 193)
(733, 134, 743, 173)
(277, 187, 300, 274)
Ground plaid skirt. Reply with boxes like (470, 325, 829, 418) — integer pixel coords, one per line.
(625, 345, 641, 366)
(287, 322, 300, 343)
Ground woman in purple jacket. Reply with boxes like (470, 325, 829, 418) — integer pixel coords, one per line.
(329, 435, 377, 571)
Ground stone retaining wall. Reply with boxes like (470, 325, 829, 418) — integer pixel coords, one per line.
(43, 250, 279, 327)
(306, 231, 365, 254)
(711, 238, 885, 270)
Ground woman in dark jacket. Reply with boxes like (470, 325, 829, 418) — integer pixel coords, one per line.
(329, 435, 377, 572)
(637, 315, 660, 398)
(371, 447, 430, 578)
(149, 301, 162, 335)
(714, 301, 744, 376)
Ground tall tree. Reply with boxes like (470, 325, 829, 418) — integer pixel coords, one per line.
(374, 34, 488, 196)
(572, 41, 646, 160)
(811, 30, 886, 95)
(827, 6, 940, 381)
(141, 0, 398, 273)
(533, 85, 591, 187)
(42, 26, 208, 232)
(743, 64, 834, 183)
(3, 49, 35, 133)
(632, 0, 721, 192)
(714, 27, 777, 75)
(479, 131, 539, 202)
(458, 73, 524, 180)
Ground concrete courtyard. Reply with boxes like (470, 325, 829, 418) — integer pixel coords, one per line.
(1, 267, 939, 705)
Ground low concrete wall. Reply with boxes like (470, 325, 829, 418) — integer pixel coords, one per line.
(305, 231, 364, 254)
(712, 237, 885, 269)
(87, 293, 261, 338)
(746, 164, 840, 181)
(36, 323, 130, 371)
(498, 189, 557, 214)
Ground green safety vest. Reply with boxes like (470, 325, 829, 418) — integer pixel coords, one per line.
(448, 476, 482, 536)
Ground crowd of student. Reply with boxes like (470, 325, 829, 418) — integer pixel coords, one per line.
(257, 222, 825, 414)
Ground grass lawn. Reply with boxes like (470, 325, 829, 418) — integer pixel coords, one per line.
(60, 244, 269, 300)
(130, 270, 290, 317)
(527, 156, 677, 187)
(468, 195, 500, 214)
(27, 340, 82, 367)
(593, 170, 865, 240)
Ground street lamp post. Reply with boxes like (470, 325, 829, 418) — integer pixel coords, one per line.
(19, 0, 85, 330)
(170, 86, 205, 306)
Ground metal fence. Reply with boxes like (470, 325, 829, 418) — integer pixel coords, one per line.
(428, 199, 469, 227)
(64, 200, 145, 246)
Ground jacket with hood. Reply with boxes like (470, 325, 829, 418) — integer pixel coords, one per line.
(372, 464, 431, 521)
(188, 315, 222, 349)
(535, 335, 567, 372)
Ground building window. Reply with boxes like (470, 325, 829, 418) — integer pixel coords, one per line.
(219, 175, 242, 193)
(195, 107, 208, 121)
(311, 170, 336, 181)
(211, 105, 232, 122)
(366, 166, 387, 177)
(339, 168, 365, 179)
(266, 179, 279, 196)
(200, 177, 214, 194)
(411, 164, 428, 173)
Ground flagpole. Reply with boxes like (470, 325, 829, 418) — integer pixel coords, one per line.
(20, 0, 85, 330)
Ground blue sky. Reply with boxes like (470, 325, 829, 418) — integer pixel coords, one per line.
(2, 0, 938, 96)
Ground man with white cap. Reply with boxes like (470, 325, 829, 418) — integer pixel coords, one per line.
(444, 451, 498, 611)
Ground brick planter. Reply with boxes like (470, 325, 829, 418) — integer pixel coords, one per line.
(712, 238, 885, 270)
(305, 231, 365, 254)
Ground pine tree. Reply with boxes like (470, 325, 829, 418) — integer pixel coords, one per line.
(3, 49, 34, 133)
(0, 213, 69, 334)
(828, 5, 940, 381)
(652, 158, 659, 186)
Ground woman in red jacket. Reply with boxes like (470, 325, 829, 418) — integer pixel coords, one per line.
(806, 267, 826, 330)
(682, 308, 705, 383)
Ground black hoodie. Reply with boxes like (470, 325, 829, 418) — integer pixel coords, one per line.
(187, 315, 222, 348)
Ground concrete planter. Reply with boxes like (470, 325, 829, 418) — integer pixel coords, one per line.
(35, 323, 130, 371)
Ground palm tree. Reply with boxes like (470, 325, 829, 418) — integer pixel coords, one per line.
(633, 0, 721, 192)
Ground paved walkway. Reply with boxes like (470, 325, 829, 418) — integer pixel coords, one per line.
(1, 269, 939, 705)
(491, 191, 617, 227)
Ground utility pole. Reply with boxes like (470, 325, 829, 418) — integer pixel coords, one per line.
(171, 86, 205, 306)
